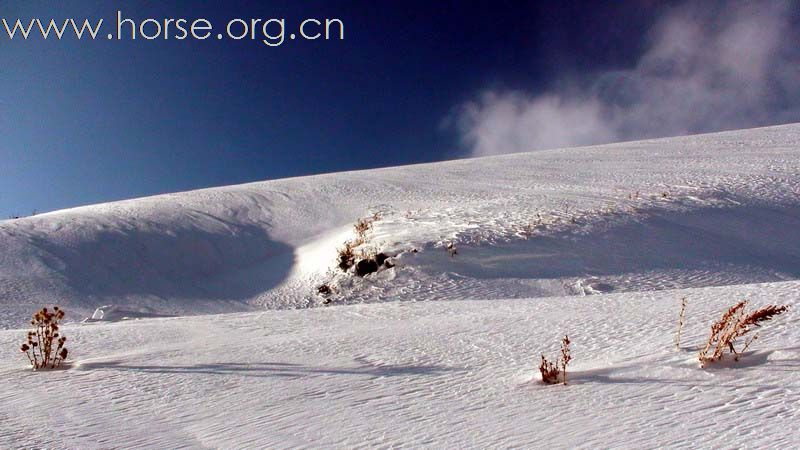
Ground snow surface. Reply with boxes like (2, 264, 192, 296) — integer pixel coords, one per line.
(1, 124, 799, 447)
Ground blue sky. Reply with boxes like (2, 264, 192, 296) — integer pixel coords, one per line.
(1, 1, 798, 216)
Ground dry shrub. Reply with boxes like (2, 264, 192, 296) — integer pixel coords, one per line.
(20, 306, 69, 370)
(338, 213, 382, 272)
(539, 355, 560, 384)
(699, 300, 789, 366)
(337, 241, 357, 271)
(675, 297, 687, 350)
(354, 212, 381, 241)
(539, 335, 571, 385)
(520, 213, 545, 239)
(354, 218, 372, 239)
(356, 243, 379, 261)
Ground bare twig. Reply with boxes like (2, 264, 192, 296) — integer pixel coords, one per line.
(675, 297, 687, 350)
(560, 335, 572, 385)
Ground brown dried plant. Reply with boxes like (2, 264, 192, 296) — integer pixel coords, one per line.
(338, 214, 382, 271)
(337, 240, 357, 271)
(540, 335, 572, 385)
(20, 306, 69, 370)
(356, 243, 380, 261)
(520, 213, 544, 240)
(675, 297, 687, 350)
(354, 212, 381, 241)
(354, 218, 372, 239)
(539, 355, 560, 384)
(699, 301, 789, 366)
(560, 335, 572, 384)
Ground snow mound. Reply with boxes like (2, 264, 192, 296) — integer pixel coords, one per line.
(84, 305, 174, 322)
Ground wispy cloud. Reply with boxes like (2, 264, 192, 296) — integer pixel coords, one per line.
(451, 1, 800, 157)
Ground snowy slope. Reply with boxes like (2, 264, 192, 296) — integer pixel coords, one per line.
(1, 124, 799, 328)
(0, 124, 799, 448)
(0, 282, 797, 448)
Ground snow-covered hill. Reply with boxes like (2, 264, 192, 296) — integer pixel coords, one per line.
(0, 124, 799, 448)
(2, 124, 800, 328)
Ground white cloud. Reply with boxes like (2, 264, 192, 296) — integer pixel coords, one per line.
(452, 1, 800, 157)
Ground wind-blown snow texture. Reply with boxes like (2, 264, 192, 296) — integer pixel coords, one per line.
(1, 124, 799, 448)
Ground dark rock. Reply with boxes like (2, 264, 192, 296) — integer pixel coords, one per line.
(375, 253, 389, 266)
(338, 250, 355, 271)
(317, 284, 332, 295)
(354, 258, 379, 277)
